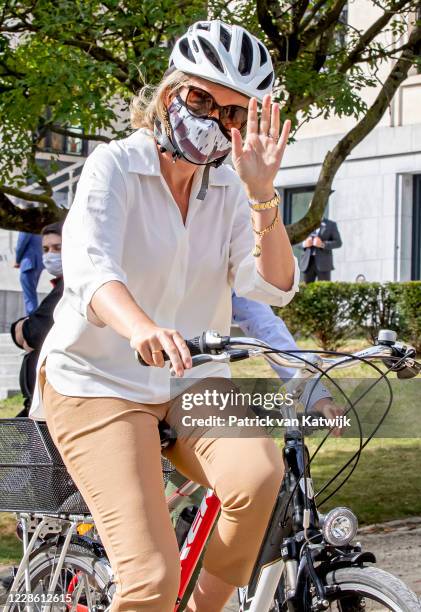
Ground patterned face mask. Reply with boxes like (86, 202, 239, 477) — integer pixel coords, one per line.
(165, 96, 232, 166)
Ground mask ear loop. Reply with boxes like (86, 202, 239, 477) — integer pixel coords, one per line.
(154, 106, 182, 162)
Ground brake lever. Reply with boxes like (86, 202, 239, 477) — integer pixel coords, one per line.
(396, 359, 421, 379)
(169, 352, 230, 376)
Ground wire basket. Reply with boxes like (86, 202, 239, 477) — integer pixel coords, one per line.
(0, 418, 175, 514)
(0, 418, 90, 514)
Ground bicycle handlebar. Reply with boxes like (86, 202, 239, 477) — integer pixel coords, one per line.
(135, 329, 420, 379)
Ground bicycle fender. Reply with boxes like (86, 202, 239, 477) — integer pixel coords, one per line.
(319, 551, 376, 576)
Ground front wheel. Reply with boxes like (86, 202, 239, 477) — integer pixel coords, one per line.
(323, 566, 421, 611)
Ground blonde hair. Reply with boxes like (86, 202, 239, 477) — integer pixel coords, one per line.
(130, 69, 190, 130)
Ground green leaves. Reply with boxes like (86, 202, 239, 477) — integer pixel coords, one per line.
(1, 0, 420, 231)
(278, 281, 421, 351)
(0, 0, 205, 188)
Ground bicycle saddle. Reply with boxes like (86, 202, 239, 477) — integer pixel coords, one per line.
(158, 420, 177, 449)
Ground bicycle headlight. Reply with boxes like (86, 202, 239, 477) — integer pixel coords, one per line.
(322, 507, 358, 546)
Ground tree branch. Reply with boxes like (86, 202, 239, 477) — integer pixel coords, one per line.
(61, 37, 129, 83)
(256, 0, 287, 58)
(0, 191, 64, 232)
(299, 0, 348, 48)
(0, 185, 56, 206)
(287, 17, 421, 243)
(337, 0, 413, 74)
(48, 125, 112, 143)
(292, 0, 310, 30)
(299, 0, 332, 32)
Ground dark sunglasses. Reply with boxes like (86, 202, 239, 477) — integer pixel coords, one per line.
(182, 86, 248, 135)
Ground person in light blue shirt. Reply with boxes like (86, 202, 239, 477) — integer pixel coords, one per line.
(231, 292, 333, 412)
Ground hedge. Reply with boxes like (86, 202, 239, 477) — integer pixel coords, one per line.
(276, 281, 421, 351)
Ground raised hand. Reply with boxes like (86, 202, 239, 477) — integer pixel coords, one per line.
(231, 94, 291, 201)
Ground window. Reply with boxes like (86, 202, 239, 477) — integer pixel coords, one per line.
(38, 126, 87, 156)
(283, 186, 316, 225)
(283, 186, 315, 259)
(412, 175, 421, 280)
(283, 186, 331, 257)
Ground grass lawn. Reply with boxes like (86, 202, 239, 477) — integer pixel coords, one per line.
(0, 335, 419, 565)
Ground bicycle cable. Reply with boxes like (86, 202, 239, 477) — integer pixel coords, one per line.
(315, 353, 411, 506)
(252, 347, 401, 526)
(260, 347, 364, 532)
(242, 345, 373, 526)
(288, 352, 409, 516)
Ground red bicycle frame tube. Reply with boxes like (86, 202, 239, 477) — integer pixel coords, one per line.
(66, 571, 87, 612)
(66, 487, 221, 611)
(176, 488, 221, 610)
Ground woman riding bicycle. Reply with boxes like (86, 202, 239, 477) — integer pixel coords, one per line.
(29, 20, 315, 612)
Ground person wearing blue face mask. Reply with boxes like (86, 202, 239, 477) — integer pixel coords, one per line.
(11, 221, 64, 416)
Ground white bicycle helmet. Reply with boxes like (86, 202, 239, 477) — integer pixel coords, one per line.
(169, 20, 275, 101)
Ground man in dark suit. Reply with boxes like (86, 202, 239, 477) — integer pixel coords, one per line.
(299, 218, 342, 282)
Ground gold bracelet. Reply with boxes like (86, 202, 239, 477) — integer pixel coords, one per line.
(248, 192, 280, 211)
(251, 207, 279, 257)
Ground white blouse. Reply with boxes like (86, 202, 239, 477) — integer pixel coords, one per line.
(29, 128, 300, 420)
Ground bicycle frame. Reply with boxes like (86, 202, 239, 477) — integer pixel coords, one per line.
(176, 488, 221, 609)
(3, 400, 331, 612)
(167, 430, 317, 612)
(5, 331, 417, 612)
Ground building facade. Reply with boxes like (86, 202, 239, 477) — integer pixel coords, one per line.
(276, 1, 421, 282)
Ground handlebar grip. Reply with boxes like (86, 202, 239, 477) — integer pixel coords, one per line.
(135, 337, 203, 366)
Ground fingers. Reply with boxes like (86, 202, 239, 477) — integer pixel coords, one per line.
(259, 94, 271, 136)
(328, 404, 345, 438)
(231, 127, 243, 160)
(159, 332, 185, 377)
(245, 95, 290, 146)
(247, 97, 258, 136)
(270, 102, 280, 139)
(172, 331, 192, 369)
(149, 338, 165, 368)
(312, 399, 344, 438)
(132, 327, 192, 377)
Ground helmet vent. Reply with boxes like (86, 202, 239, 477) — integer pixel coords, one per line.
(258, 43, 268, 66)
(179, 38, 196, 63)
(220, 25, 231, 51)
(257, 73, 273, 90)
(197, 22, 211, 31)
(238, 33, 253, 76)
(198, 36, 224, 73)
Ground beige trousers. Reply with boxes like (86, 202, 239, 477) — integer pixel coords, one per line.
(41, 373, 283, 612)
